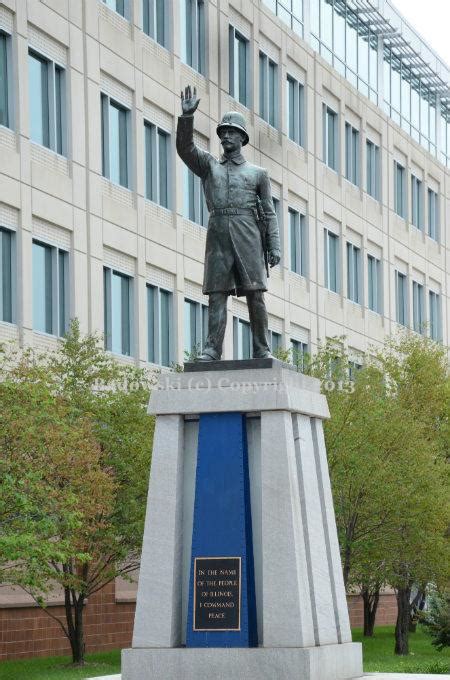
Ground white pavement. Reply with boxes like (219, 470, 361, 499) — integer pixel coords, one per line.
(88, 674, 448, 680)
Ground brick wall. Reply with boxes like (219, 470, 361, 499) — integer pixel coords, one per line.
(0, 582, 135, 661)
(347, 592, 398, 629)
(0, 584, 397, 661)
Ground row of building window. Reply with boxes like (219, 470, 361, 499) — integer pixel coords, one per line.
(0, 27, 441, 245)
(104, 0, 450, 167)
(325, 104, 383, 201)
(0, 226, 442, 350)
(395, 272, 442, 340)
(99, 0, 445, 158)
(322, 227, 441, 340)
(0, 225, 310, 364)
(323, 104, 440, 240)
(4, 0, 443, 169)
(265, 0, 450, 164)
(393, 162, 439, 239)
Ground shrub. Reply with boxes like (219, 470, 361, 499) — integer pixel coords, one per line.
(421, 590, 450, 652)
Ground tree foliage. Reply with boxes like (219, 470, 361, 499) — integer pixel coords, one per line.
(0, 320, 155, 664)
(307, 334, 449, 653)
(421, 588, 450, 651)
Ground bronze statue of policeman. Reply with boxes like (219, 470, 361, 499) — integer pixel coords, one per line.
(177, 85, 281, 361)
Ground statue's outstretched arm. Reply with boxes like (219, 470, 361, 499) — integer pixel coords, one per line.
(176, 85, 211, 178)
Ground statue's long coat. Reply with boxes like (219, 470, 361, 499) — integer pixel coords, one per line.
(176, 114, 280, 296)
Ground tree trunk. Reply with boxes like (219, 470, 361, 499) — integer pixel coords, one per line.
(395, 586, 411, 655)
(71, 596, 85, 665)
(362, 585, 380, 637)
(409, 588, 426, 633)
(343, 543, 351, 588)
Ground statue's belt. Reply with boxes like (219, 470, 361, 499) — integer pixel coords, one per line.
(210, 207, 256, 217)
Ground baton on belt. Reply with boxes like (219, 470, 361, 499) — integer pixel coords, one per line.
(255, 196, 270, 278)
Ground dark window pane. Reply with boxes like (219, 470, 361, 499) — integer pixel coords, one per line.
(269, 61, 276, 126)
(145, 122, 154, 200)
(0, 229, 12, 322)
(259, 53, 266, 118)
(58, 250, 68, 336)
(120, 274, 131, 355)
(33, 241, 53, 334)
(156, 0, 165, 45)
(29, 52, 50, 148)
(160, 289, 171, 365)
(55, 67, 63, 154)
(0, 33, 9, 127)
(147, 285, 155, 362)
(158, 130, 168, 208)
(118, 106, 128, 187)
(197, 0, 205, 74)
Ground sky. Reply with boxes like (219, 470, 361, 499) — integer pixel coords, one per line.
(392, 0, 450, 68)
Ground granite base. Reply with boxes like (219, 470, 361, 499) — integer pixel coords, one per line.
(122, 642, 363, 680)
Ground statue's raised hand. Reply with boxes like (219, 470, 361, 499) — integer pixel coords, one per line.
(181, 85, 200, 115)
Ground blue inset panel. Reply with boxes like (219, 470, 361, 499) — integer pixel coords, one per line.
(186, 412, 257, 647)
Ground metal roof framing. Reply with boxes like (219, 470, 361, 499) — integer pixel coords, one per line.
(331, 0, 450, 102)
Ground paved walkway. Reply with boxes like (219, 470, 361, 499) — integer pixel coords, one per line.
(89, 675, 448, 679)
(364, 676, 449, 679)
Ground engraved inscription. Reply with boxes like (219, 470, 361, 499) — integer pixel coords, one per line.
(193, 557, 241, 631)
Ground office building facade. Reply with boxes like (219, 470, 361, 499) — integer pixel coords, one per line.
(0, 0, 447, 659)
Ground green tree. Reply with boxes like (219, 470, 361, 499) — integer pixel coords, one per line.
(308, 340, 399, 593)
(0, 361, 86, 587)
(308, 335, 449, 651)
(0, 321, 155, 665)
(374, 334, 449, 655)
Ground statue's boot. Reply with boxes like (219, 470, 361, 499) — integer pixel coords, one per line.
(197, 347, 220, 361)
(195, 292, 228, 362)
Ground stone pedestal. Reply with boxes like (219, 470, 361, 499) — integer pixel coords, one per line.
(122, 360, 363, 680)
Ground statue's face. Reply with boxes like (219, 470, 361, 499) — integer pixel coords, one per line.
(219, 126, 245, 153)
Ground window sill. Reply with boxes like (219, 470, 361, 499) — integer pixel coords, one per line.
(33, 329, 60, 339)
(99, 1, 129, 22)
(147, 360, 173, 372)
(258, 116, 279, 132)
(228, 96, 250, 112)
(323, 163, 338, 175)
(145, 198, 171, 213)
(183, 217, 207, 233)
(287, 137, 305, 150)
(142, 32, 170, 53)
(289, 270, 308, 282)
(30, 140, 67, 161)
(180, 62, 207, 80)
(102, 176, 132, 192)
(426, 235, 439, 244)
(344, 178, 360, 190)
(106, 350, 134, 361)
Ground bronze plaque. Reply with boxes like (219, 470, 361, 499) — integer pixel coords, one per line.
(193, 557, 241, 631)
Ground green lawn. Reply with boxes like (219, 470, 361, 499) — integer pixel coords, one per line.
(353, 625, 450, 674)
(0, 649, 121, 680)
(0, 626, 448, 678)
